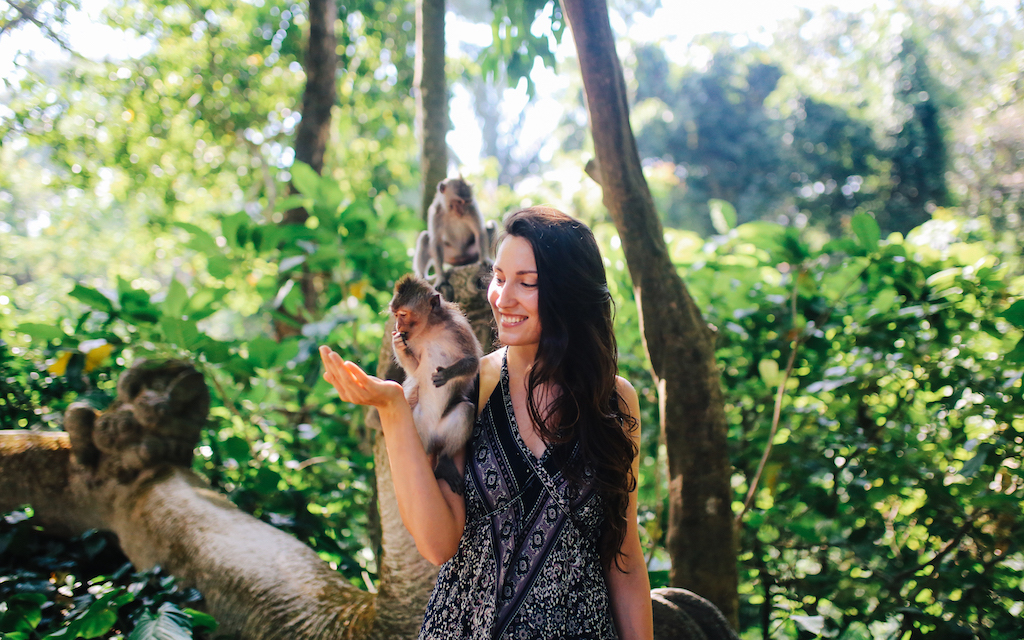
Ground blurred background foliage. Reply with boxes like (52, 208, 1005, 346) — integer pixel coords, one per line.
(1, 0, 1023, 638)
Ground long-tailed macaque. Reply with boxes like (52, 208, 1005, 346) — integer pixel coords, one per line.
(389, 273, 482, 494)
(413, 178, 491, 290)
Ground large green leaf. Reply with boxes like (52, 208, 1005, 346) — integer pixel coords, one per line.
(15, 323, 68, 341)
(163, 279, 188, 319)
(161, 317, 202, 350)
(851, 213, 880, 252)
(289, 161, 320, 198)
(128, 603, 193, 640)
(1000, 299, 1024, 328)
(69, 284, 116, 314)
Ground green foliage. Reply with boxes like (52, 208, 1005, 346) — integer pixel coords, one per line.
(669, 210, 1024, 637)
(1, 158, 419, 627)
(0, 508, 214, 639)
(480, 0, 564, 95)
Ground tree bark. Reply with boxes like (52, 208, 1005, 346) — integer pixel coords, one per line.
(283, 0, 338, 226)
(560, 0, 739, 627)
(415, 0, 449, 218)
(275, 0, 338, 339)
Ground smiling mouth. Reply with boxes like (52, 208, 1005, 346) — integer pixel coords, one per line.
(500, 314, 527, 326)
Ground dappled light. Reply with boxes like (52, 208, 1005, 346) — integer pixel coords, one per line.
(1, 0, 1022, 638)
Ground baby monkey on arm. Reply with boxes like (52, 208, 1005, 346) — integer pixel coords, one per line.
(389, 274, 482, 495)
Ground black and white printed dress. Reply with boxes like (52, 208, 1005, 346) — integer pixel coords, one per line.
(418, 354, 618, 640)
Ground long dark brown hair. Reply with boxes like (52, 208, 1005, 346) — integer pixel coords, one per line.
(501, 206, 638, 572)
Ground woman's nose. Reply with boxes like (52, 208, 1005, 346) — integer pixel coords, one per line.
(493, 284, 510, 308)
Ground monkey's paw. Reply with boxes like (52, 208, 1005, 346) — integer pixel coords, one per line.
(431, 366, 448, 387)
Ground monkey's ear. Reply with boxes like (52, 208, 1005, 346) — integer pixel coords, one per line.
(430, 292, 442, 309)
(438, 180, 446, 193)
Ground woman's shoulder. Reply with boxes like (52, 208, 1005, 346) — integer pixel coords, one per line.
(477, 348, 504, 413)
(614, 376, 641, 436)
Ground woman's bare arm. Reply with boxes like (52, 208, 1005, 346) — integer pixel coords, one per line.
(606, 377, 654, 640)
(319, 346, 465, 565)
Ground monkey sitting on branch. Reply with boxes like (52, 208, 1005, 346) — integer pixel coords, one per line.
(413, 177, 495, 299)
(389, 273, 482, 494)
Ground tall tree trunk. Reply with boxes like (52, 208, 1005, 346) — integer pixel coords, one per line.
(415, 0, 449, 218)
(283, 0, 338, 226)
(275, 0, 338, 339)
(560, 0, 739, 627)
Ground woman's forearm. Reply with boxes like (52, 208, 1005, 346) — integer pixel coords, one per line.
(319, 347, 465, 564)
(376, 401, 465, 564)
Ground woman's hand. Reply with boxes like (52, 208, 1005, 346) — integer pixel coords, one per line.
(318, 345, 405, 410)
(319, 344, 467, 565)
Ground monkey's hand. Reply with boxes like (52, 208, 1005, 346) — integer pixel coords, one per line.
(432, 366, 449, 387)
(392, 331, 418, 366)
(432, 356, 478, 387)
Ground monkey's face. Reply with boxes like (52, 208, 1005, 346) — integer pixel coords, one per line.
(393, 308, 419, 338)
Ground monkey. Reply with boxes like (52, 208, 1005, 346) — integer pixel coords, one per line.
(389, 273, 482, 495)
(413, 178, 492, 295)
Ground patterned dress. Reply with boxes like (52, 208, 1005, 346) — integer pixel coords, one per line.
(419, 355, 618, 640)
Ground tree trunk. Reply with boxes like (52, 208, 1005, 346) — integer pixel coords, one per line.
(560, 0, 739, 627)
(283, 0, 338, 226)
(275, 0, 338, 339)
(415, 0, 449, 218)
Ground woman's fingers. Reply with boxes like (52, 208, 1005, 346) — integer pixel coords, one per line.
(318, 345, 401, 407)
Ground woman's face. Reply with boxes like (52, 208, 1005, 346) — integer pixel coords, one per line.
(488, 235, 542, 348)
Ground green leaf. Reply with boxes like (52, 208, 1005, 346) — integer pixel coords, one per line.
(128, 603, 193, 640)
(163, 279, 189, 318)
(960, 445, 991, 478)
(197, 339, 232, 364)
(220, 212, 250, 249)
(709, 199, 736, 234)
(1000, 299, 1024, 328)
(0, 596, 43, 632)
(175, 222, 220, 256)
(16, 323, 67, 341)
(290, 161, 320, 198)
(70, 284, 116, 314)
(221, 436, 251, 463)
(182, 609, 217, 633)
(1004, 336, 1024, 364)
(316, 178, 344, 215)
(254, 466, 282, 493)
(247, 335, 281, 369)
(791, 614, 825, 635)
(851, 213, 880, 252)
(161, 317, 202, 350)
(273, 194, 308, 213)
(75, 607, 118, 639)
(758, 359, 781, 387)
(207, 255, 234, 280)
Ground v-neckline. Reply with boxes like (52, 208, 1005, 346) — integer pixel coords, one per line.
(501, 351, 550, 464)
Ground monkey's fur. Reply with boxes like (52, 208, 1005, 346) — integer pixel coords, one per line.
(389, 273, 482, 494)
(413, 178, 492, 296)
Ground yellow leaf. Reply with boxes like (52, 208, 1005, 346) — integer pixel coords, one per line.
(47, 352, 72, 376)
(765, 462, 783, 495)
(84, 343, 114, 372)
(349, 279, 368, 301)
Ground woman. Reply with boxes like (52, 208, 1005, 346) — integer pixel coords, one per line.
(319, 206, 653, 639)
